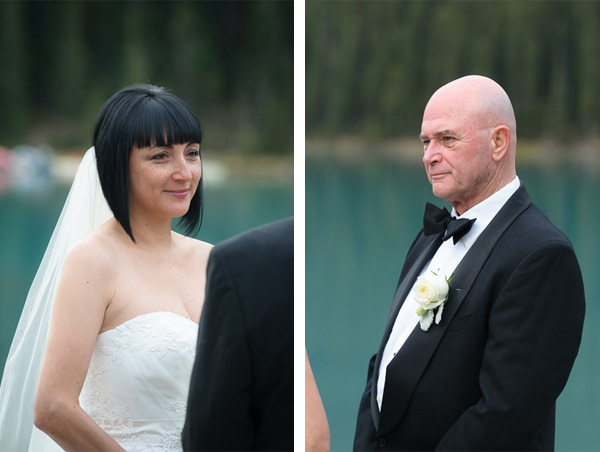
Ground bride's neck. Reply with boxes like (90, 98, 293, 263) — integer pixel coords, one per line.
(115, 216, 175, 250)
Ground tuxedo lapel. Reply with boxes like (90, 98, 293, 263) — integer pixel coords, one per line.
(376, 184, 532, 436)
(370, 233, 443, 429)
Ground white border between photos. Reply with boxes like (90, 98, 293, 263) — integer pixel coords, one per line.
(294, 0, 306, 450)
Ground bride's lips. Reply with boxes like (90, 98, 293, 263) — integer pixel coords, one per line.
(164, 190, 190, 198)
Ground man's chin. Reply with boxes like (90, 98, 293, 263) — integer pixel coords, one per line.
(431, 185, 451, 201)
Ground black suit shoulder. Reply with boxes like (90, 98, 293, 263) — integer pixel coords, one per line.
(208, 217, 293, 311)
(210, 217, 292, 276)
(488, 200, 577, 280)
(510, 201, 572, 245)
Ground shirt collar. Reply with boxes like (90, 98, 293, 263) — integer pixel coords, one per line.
(450, 176, 520, 248)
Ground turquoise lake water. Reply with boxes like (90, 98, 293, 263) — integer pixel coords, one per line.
(306, 155, 600, 451)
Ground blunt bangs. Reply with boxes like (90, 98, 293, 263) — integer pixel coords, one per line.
(92, 84, 204, 243)
(128, 94, 203, 151)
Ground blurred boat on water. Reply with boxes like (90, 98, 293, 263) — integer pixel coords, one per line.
(0, 144, 55, 196)
(0, 146, 12, 194)
(11, 145, 54, 194)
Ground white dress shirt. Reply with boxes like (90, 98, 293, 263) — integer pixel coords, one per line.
(376, 176, 521, 410)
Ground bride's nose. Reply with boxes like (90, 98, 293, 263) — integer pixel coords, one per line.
(171, 156, 192, 181)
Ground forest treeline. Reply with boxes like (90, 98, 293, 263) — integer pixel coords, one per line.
(307, 1, 600, 143)
(0, 1, 292, 154)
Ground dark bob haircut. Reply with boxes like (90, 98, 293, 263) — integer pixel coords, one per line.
(92, 84, 203, 243)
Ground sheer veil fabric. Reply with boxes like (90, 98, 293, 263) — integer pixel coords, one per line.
(0, 148, 112, 451)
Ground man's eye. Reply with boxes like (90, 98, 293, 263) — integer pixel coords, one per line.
(442, 137, 455, 143)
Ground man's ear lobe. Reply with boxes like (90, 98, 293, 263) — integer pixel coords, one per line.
(491, 126, 510, 161)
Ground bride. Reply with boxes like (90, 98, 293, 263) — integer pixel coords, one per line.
(0, 84, 212, 451)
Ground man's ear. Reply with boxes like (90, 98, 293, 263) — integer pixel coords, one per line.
(490, 125, 510, 162)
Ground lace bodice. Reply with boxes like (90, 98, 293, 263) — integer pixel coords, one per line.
(79, 311, 198, 452)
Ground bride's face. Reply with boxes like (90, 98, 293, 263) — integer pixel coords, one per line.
(128, 142, 201, 221)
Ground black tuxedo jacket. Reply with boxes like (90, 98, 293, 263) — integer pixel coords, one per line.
(182, 218, 293, 452)
(354, 185, 585, 451)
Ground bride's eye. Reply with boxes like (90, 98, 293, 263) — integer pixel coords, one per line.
(151, 153, 168, 161)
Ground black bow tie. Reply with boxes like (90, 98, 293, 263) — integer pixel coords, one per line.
(423, 202, 476, 244)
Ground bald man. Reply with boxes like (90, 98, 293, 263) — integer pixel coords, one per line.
(354, 76, 585, 451)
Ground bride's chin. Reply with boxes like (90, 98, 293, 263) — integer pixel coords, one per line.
(169, 206, 192, 218)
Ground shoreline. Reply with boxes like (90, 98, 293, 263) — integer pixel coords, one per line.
(51, 150, 294, 187)
(306, 136, 600, 171)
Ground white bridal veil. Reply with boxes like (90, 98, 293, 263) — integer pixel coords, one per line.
(0, 148, 112, 450)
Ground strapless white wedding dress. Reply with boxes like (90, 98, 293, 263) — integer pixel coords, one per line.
(79, 311, 198, 451)
(29, 311, 197, 451)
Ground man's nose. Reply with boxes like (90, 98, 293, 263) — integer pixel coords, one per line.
(423, 142, 441, 166)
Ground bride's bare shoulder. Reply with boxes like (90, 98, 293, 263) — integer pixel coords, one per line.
(64, 220, 120, 274)
(54, 221, 121, 309)
(175, 233, 214, 262)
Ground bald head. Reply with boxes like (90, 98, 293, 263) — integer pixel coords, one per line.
(425, 75, 517, 151)
(420, 75, 518, 213)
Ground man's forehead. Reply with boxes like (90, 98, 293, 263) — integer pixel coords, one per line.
(420, 105, 479, 136)
(420, 114, 462, 136)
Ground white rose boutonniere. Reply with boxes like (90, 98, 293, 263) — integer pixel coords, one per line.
(413, 271, 454, 331)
